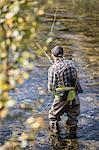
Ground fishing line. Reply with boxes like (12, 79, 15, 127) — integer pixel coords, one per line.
(34, 6, 59, 114)
(34, 94, 53, 114)
(49, 7, 58, 36)
(33, 6, 59, 52)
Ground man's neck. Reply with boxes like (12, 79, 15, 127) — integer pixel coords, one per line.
(54, 57, 64, 62)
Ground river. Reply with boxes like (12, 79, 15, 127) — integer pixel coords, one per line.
(0, 0, 99, 149)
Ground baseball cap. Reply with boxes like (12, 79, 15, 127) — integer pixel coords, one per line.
(51, 46, 63, 57)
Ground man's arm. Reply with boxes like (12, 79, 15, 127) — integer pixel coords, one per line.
(48, 66, 54, 92)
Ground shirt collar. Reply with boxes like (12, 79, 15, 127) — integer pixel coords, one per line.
(54, 57, 64, 63)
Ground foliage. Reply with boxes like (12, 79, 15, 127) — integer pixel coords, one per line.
(0, 0, 54, 148)
(0, 0, 53, 120)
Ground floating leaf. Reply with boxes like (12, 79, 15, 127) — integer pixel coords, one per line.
(39, 98, 45, 104)
(31, 122, 40, 129)
(18, 132, 28, 141)
(20, 140, 27, 148)
(26, 116, 35, 124)
(0, 108, 8, 119)
(5, 99, 16, 108)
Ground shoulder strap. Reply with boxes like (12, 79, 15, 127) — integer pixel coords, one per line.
(70, 67, 78, 89)
(62, 67, 77, 89)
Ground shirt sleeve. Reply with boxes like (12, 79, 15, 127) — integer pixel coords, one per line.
(48, 66, 54, 92)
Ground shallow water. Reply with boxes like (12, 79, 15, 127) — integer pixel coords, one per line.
(0, 0, 99, 149)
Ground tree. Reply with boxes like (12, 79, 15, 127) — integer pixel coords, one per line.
(0, 0, 53, 119)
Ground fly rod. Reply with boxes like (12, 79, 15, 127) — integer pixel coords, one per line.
(36, 42, 53, 64)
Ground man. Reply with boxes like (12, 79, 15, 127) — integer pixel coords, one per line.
(48, 46, 83, 138)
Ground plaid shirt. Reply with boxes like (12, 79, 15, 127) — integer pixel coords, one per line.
(48, 58, 83, 93)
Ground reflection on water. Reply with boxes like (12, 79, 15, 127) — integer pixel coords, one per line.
(49, 132, 79, 150)
(0, 0, 99, 149)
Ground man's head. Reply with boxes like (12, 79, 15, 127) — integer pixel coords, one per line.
(51, 46, 64, 59)
(51, 46, 64, 58)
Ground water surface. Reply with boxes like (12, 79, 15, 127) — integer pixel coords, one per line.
(0, 0, 99, 149)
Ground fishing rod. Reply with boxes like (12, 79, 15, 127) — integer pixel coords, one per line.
(33, 43, 53, 114)
(36, 42, 53, 64)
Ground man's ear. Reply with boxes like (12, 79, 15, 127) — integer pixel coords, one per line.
(52, 54, 55, 59)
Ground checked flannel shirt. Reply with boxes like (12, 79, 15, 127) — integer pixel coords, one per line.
(48, 58, 83, 94)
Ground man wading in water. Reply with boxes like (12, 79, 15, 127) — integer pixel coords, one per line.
(48, 46, 83, 138)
